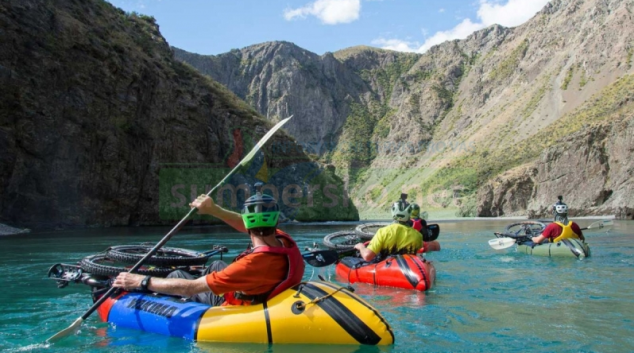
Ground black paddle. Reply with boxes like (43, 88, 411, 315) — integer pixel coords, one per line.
(47, 116, 293, 343)
(302, 249, 339, 267)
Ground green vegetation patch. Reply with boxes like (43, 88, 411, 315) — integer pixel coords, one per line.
(561, 65, 574, 90)
(489, 39, 529, 82)
(419, 74, 634, 202)
(359, 55, 420, 101)
(522, 84, 548, 119)
(579, 68, 589, 88)
(456, 194, 477, 217)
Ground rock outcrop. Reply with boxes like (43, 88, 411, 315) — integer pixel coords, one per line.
(0, 223, 30, 236)
(0, 0, 357, 229)
(477, 115, 634, 219)
(174, 43, 378, 155)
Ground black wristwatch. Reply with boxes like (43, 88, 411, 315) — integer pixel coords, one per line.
(140, 275, 152, 291)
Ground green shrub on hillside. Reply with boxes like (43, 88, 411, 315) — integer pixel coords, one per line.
(409, 93, 421, 115)
(489, 39, 529, 82)
(456, 194, 477, 217)
(522, 84, 548, 119)
(579, 69, 589, 88)
(561, 65, 574, 90)
(418, 74, 634, 201)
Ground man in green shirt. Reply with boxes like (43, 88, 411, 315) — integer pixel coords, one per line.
(354, 200, 423, 262)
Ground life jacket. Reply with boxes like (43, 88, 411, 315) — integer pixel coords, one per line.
(224, 230, 305, 305)
(411, 218, 423, 232)
(551, 221, 581, 243)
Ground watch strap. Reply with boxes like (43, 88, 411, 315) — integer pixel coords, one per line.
(140, 275, 151, 291)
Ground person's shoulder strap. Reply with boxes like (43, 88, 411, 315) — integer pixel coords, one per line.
(274, 229, 296, 247)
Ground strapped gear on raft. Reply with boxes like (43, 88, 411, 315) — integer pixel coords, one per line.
(552, 195, 569, 224)
(391, 200, 411, 223)
(241, 183, 280, 230)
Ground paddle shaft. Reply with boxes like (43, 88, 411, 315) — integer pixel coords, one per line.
(49, 117, 292, 342)
(301, 249, 340, 267)
(78, 210, 194, 319)
(77, 163, 243, 320)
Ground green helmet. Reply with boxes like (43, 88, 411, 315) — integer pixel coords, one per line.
(391, 200, 410, 222)
(241, 184, 280, 230)
(410, 203, 420, 218)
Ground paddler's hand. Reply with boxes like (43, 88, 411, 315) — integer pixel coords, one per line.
(189, 194, 217, 215)
(113, 272, 144, 290)
(354, 243, 366, 251)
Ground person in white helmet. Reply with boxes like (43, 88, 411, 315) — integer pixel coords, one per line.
(354, 199, 423, 262)
(531, 196, 585, 244)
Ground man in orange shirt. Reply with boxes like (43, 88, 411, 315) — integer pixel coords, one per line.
(113, 184, 305, 306)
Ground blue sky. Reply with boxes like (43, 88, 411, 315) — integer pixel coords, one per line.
(106, 0, 550, 55)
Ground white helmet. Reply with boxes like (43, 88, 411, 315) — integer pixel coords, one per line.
(552, 196, 568, 218)
(391, 201, 410, 222)
(554, 203, 568, 215)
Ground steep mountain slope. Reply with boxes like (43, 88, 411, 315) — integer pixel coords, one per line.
(174, 43, 380, 156)
(403, 0, 634, 219)
(177, 0, 634, 219)
(0, 0, 357, 229)
(476, 75, 634, 219)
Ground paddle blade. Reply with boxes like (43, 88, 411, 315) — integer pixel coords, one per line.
(426, 224, 440, 242)
(488, 237, 517, 250)
(302, 249, 338, 267)
(240, 116, 292, 167)
(585, 219, 613, 232)
(47, 317, 84, 343)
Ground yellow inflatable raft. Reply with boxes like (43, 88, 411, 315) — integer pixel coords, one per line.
(97, 281, 394, 345)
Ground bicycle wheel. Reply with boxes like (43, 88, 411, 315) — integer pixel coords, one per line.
(504, 221, 546, 237)
(354, 222, 390, 240)
(106, 245, 209, 266)
(323, 231, 361, 250)
(79, 254, 179, 277)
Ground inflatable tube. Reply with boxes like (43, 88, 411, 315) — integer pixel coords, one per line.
(516, 238, 590, 259)
(355, 222, 441, 242)
(323, 231, 360, 250)
(96, 281, 394, 345)
(354, 223, 390, 240)
(504, 221, 546, 236)
(335, 254, 435, 291)
(80, 254, 179, 277)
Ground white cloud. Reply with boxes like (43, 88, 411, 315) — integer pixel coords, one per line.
(477, 0, 551, 27)
(374, 0, 550, 53)
(419, 18, 485, 52)
(284, 0, 361, 25)
(371, 38, 420, 52)
(439, 8, 445, 13)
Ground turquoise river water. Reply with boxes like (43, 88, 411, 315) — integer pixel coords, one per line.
(0, 219, 633, 353)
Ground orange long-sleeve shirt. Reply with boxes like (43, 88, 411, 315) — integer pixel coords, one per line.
(204, 237, 293, 296)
